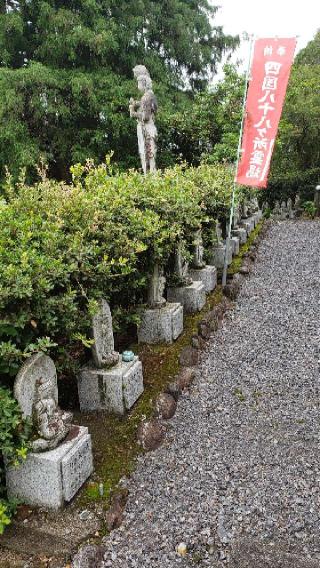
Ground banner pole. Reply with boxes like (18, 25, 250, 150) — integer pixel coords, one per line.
(222, 35, 254, 288)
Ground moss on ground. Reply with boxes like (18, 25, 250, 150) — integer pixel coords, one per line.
(75, 220, 264, 510)
(228, 221, 263, 276)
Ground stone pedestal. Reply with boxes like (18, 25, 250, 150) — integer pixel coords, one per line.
(6, 426, 93, 510)
(137, 302, 183, 344)
(254, 210, 263, 224)
(189, 265, 217, 293)
(231, 236, 240, 256)
(167, 281, 206, 314)
(77, 357, 144, 414)
(241, 219, 254, 235)
(209, 244, 232, 269)
(232, 228, 247, 245)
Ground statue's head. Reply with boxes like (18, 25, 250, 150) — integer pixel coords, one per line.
(35, 376, 55, 401)
(133, 65, 152, 92)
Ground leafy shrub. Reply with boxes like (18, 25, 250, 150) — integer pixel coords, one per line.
(0, 161, 249, 381)
(302, 201, 317, 218)
(0, 386, 31, 534)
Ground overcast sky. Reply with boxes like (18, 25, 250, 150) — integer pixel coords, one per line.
(213, 0, 320, 69)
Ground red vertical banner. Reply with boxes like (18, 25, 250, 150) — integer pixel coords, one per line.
(236, 38, 297, 188)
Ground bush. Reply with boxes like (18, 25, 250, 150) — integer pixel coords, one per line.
(0, 160, 250, 382)
(0, 386, 31, 534)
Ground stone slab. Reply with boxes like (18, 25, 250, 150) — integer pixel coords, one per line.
(231, 236, 240, 256)
(209, 244, 232, 269)
(189, 265, 217, 293)
(137, 302, 183, 344)
(167, 280, 206, 314)
(6, 426, 93, 509)
(77, 357, 144, 414)
(232, 228, 247, 245)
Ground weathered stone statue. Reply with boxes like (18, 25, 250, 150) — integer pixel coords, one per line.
(32, 378, 73, 453)
(129, 65, 158, 174)
(215, 220, 223, 246)
(147, 264, 166, 308)
(174, 242, 192, 286)
(14, 353, 73, 453)
(192, 229, 205, 269)
(91, 299, 119, 369)
(9, 353, 93, 509)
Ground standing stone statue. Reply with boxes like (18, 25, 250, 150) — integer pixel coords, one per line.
(215, 220, 223, 246)
(91, 299, 119, 369)
(129, 65, 158, 174)
(192, 229, 205, 269)
(174, 242, 192, 286)
(147, 264, 166, 308)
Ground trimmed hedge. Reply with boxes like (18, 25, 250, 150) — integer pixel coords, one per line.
(0, 161, 250, 382)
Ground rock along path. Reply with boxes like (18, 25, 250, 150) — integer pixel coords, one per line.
(100, 220, 320, 568)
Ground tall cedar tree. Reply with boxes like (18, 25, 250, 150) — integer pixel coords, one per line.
(0, 0, 238, 181)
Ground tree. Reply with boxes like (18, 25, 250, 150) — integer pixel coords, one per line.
(270, 31, 320, 181)
(0, 0, 239, 182)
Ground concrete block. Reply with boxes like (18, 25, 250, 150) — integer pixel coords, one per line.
(167, 281, 206, 314)
(137, 303, 183, 344)
(231, 236, 240, 256)
(232, 228, 247, 245)
(189, 265, 217, 293)
(209, 244, 232, 269)
(6, 426, 93, 510)
(77, 357, 144, 414)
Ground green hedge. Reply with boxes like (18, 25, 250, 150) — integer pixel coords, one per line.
(0, 161, 249, 382)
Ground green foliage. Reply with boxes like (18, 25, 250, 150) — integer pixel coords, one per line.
(302, 201, 317, 218)
(0, 161, 246, 380)
(0, 386, 31, 534)
(269, 31, 320, 200)
(0, 1, 239, 182)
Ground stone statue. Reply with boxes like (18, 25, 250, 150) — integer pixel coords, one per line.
(287, 198, 294, 219)
(32, 377, 73, 453)
(174, 242, 192, 286)
(14, 353, 72, 453)
(147, 264, 166, 308)
(129, 65, 158, 174)
(215, 220, 223, 246)
(192, 229, 205, 269)
(92, 299, 119, 368)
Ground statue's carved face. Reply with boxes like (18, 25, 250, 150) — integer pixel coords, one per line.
(137, 76, 147, 92)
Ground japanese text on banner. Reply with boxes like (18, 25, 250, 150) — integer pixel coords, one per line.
(236, 38, 296, 188)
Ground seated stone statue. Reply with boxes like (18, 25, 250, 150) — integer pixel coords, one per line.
(32, 377, 73, 453)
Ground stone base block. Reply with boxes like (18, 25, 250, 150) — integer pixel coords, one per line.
(231, 236, 240, 256)
(232, 228, 247, 245)
(167, 281, 206, 314)
(189, 265, 217, 293)
(254, 210, 263, 224)
(241, 219, 254, 235)
(77, 357, 144, 414)
(137, 303, 183, 344)
(6, 426, 93, 510)
(209, 244, 232, 269)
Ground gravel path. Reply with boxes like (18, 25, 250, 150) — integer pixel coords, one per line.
(101, 220, 320, 568)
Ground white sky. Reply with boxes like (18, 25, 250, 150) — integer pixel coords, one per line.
(213, 0, 320, 70)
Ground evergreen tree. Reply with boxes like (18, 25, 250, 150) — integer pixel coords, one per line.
(0, 0, 238, 181)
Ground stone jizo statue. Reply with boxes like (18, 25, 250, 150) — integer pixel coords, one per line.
(147, 264, 166, 308)
(129, 65, 158, 175)
(14, 353, 72, 453)
(32, 377, 73, 453)
(215, 220, 223, 246)
(92, 299, 119, 368)
(174, 242, 192, 286)
(192, 229, 205, 269)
